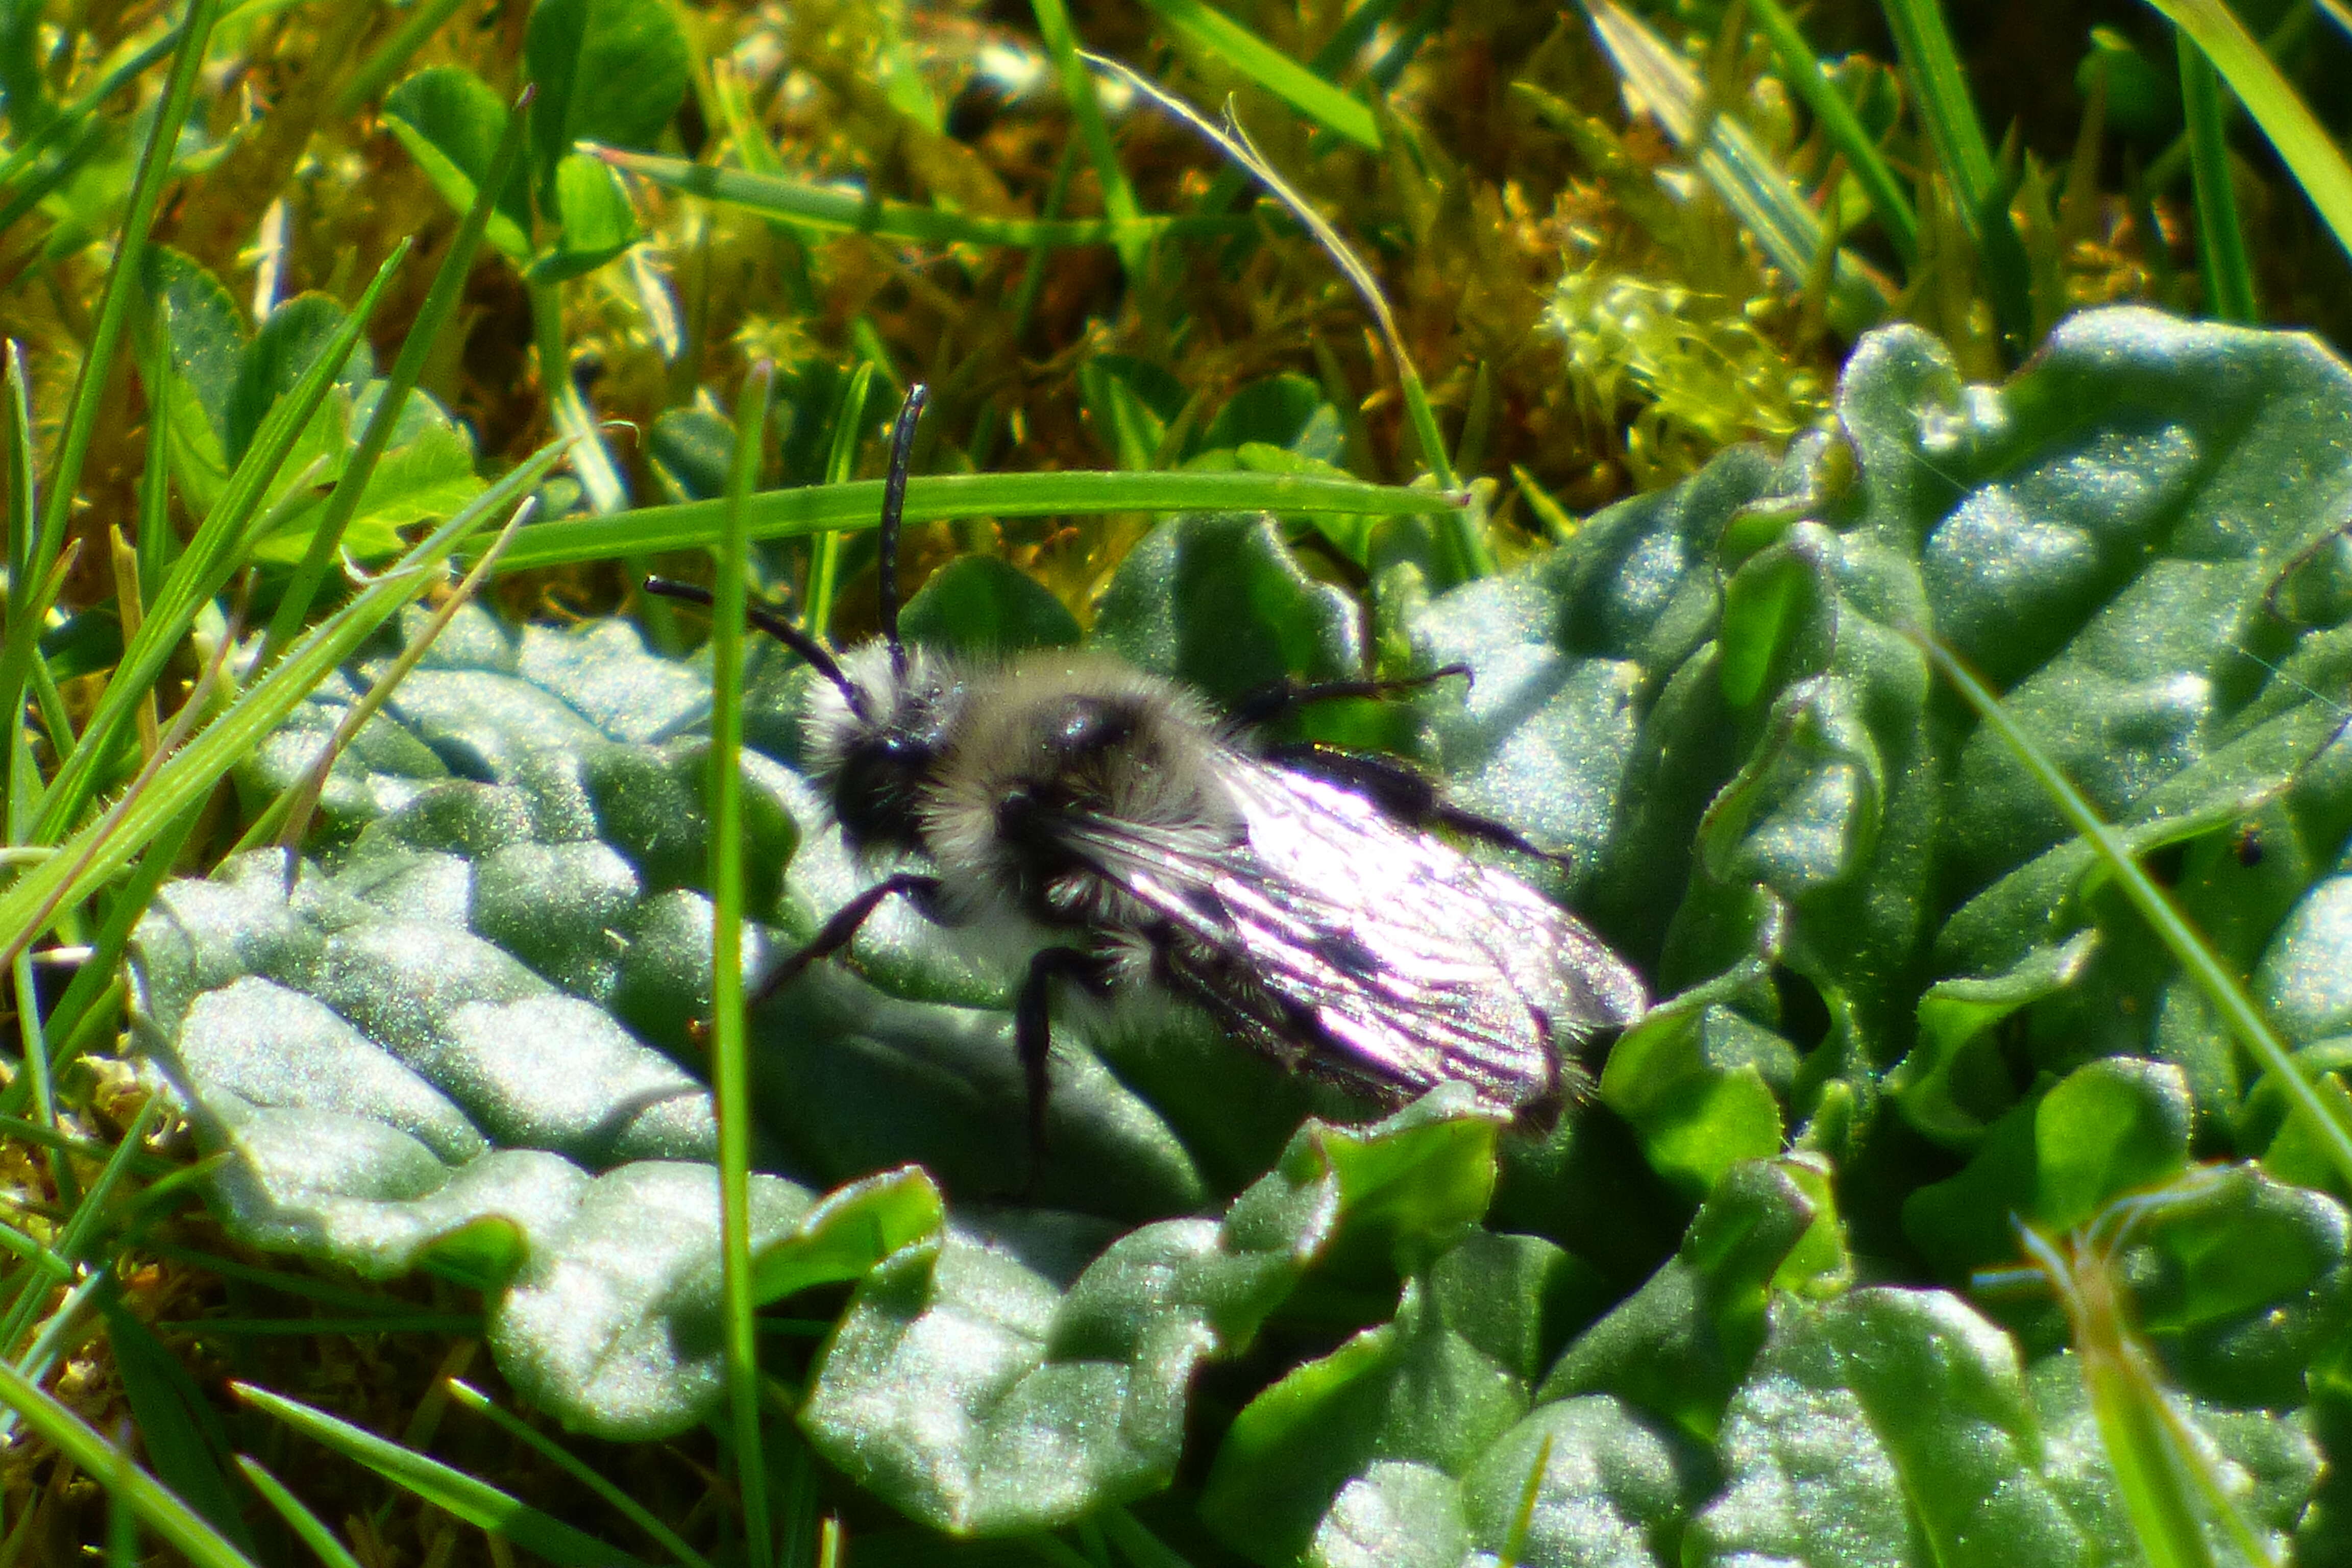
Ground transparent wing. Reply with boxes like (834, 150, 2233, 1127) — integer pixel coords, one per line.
(1060, 755, 1645, 1112)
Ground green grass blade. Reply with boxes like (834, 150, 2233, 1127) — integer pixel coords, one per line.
(37, 241, 414, 845)
(443, 1382, 716, 1568)
(243, 493, 536, 854)
(234, 1455, 367, 1568)
(1029, 0, 1148, 276)
(0, 449, 552, 966)
(0, 1359, 258, 1568)
(332, 0, 467, 115)
(710, 361, 775, 1568)
(101, 1295, 258, 1557)
(2177, 34, 2258, 323)
(1077, 54, 1484, 571)
(1136, 0, 1379, 150)
(1875, 0, 2033, 348)
(590, 147, 1240, 250)
(33, 0, 222, 578)
(2149, 0, 2352, 270)
(1746, 0, 1919, 265)
(0, 24, 179, 194)
(2017, 1228, 2218, 1568)
(263, 81, 536, 660)
(484, 467, 1460, 572)
(1582, 0, 1892, 338)
(233, 1382, 651, 1568)
(1919, 636, 2352, 1189)
(21, 801, 203, 1089)
(803, 360, 877, 644)
(530, 277, 628, 514)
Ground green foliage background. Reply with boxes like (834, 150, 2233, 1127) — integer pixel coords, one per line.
(2, 1, 2351, 1566)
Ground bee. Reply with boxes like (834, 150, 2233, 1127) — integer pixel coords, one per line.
(647, 385, 1646, 1154)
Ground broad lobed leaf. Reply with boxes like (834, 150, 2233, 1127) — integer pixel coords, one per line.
(130, 306, 2352, 1558)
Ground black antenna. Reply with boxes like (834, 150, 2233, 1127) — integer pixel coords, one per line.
(641, 577, 866, 715)
(877, 383, 928, 679)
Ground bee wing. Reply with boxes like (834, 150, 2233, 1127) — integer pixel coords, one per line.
(1066, 756, 1644, 1112)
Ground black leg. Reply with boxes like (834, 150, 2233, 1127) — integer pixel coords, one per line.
(1266, 742, 1569, 866)
(748, 872, 944, 1007)
(1229, 664, 1471, 728)
(1013, 947, 1112, 1185)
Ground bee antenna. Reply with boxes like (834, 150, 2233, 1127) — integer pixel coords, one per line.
(877, 382, 928, 680)
(641, 577, 868, 716)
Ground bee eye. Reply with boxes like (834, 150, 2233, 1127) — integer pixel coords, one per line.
(1047, 697, 1137, 758)
(834, 738, 932, 847)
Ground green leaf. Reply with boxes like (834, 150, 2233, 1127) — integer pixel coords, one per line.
(1892, 932, 2098, 1149)
(1077, 356, 1184, 471)
(522, 0, 689, 197)
(1200, 1232, 1571, 1564)
(900, 555, 1082, 655)
(1602, 997, 1795, 1198)
(1902, 1058, 2194, 1274)
(799, 1090, 1502, 1537)
(2028, 1349, 2320, 1566)
(524, 151, 643, 284)
(1092, 512, 1359, 708)
(135, 244, 245, 510)
(1543, 1157, 1836, 1440)
(1134, 0, 1379, 150)
(1688, 1288, 2090, 1567)
(382, 66, 532, 260)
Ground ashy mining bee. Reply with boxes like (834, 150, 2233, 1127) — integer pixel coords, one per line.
(648, 385, 1646, 1152)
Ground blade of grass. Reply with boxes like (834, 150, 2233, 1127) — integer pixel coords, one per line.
(0, 1359, 257, 1568)
(710, 362, 775, 1568)
(9, 946, 68, 1206)
(2176, 32, 2258, 322)
(183, 1315, 486, 1336)
(247, 494, 537, 854)
(1135, 0, 1379, 150)
(1745, 0, 1919, 265)
(1029, 0, 1148, 277)
(0, 447, 558, 966)
(233, 1382, 651, 1568)
(443, 1381, 715, 1568)
(1874, 0, 2033, 350)
(1581, 0, 1892, 338)
(235, 1455, 366, 1568)
(332, 0, 467, 115)
(101, 1294, 258, 1557)
(13, 802, 203, 1103)
(529, 279, 627, 514)
(802, 360, 876, 646)
(1077, 54, 1488, 574)
(0, 24, 179, 193)
(587, 147, 1240, 250)
(36, 241, 414, 845)
(486, 467, 1461, 572)
(33, 0, 222, 578)
(262, 82, 536, 663)
(1917, 635, 2352, 1188)
(2148, 0, 2352, 269)
(1099, 1507, 1196, 1568)
(2016, 1227, 2219, 1568)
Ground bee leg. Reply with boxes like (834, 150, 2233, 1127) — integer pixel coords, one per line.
(1265, 743, 1570, 866)
(1013, 947, 1112, 1188)
(748, 872, 944, 1006)
(1228, 664, 1472, 727)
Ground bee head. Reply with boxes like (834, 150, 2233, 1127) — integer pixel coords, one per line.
(806, 641, 959, 853)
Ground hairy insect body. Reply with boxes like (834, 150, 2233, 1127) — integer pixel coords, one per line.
(647, 381, 1645, 1157)
(802, 641, 1645, 1121)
